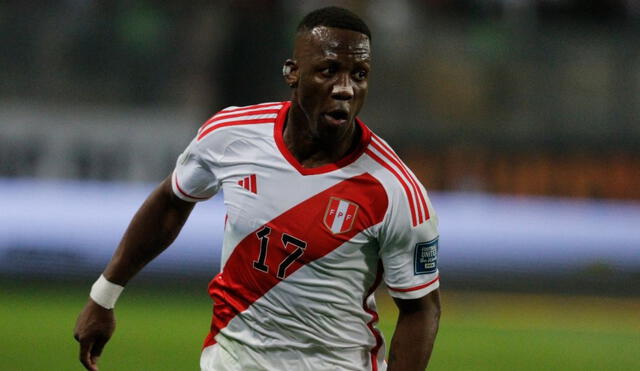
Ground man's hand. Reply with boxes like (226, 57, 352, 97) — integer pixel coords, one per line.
(73, 299, 116, 371)
(71, 176, 195, 369)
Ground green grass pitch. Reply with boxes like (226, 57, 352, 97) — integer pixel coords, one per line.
(1, 281, 638, 370)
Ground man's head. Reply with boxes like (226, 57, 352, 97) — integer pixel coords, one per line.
(284, 7, 372, 139)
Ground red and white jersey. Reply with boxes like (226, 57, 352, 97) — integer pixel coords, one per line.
(171, 101, 439, 371)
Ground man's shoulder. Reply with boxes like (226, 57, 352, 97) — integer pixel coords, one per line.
(196, 101, 288, 142)
(362, 131, 431, 227)
(363, 131, 416, 182)
(214, 101, 287, 116)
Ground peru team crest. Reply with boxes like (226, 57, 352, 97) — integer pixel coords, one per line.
(323, 197, 359, 234)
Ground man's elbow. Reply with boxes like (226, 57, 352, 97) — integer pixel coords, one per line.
(431, 299, 441, 322)
(423, 289, 441, 329)
(430, 301, 441, 334)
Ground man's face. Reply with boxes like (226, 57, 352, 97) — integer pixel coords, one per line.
(290, 26, 371, 139)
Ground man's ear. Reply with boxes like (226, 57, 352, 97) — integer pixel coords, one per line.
(283, 59, 299, 88)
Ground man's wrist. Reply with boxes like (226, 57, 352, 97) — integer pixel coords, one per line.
(89, 274, 124, 309)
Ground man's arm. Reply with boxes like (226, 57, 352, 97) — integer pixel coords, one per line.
(73, 176, 195, 371)
(387, 289, 441, 371)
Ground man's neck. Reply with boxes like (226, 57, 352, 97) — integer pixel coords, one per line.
(283, 104, 360, 169)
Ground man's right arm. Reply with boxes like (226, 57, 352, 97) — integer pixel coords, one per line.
(73, 175, 195, 371)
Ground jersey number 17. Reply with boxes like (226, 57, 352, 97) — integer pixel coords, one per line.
(252, 226, 307, 279)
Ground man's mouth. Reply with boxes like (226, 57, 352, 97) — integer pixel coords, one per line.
(323, 110, 349, 126)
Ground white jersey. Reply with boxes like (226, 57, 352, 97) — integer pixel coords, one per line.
(171, 101, 440, 371)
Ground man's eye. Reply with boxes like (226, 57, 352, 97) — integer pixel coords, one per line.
(354, 70, 368, 80)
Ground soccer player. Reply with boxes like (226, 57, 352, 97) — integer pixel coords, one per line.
(74, 6, 441, 371)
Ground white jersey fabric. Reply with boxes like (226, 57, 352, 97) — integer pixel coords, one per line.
(171, 101, 440, 371)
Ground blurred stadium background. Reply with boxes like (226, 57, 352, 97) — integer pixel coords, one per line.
(1, 1, 639, 370)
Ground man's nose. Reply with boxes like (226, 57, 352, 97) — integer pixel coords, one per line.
(331, 75, 354, 100)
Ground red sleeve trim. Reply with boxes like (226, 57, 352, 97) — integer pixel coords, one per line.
(387, 275, 439, 292)
(173, 172, 209, 200)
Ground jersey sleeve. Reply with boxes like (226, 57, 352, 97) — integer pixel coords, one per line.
(171, 135, 221, 202)
(378, 186, 440, 300)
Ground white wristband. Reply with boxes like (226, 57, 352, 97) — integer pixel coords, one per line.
(90, 274, 124, 309)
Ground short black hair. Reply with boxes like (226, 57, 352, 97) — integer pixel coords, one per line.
(297, 6, 371, 40)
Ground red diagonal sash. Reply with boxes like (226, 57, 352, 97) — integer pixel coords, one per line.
(203, 172, 388, 347)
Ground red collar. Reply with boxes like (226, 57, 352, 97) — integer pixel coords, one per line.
(274, 101, 372, 176)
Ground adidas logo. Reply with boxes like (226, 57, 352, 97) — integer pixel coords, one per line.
(238, 174, 257, 194)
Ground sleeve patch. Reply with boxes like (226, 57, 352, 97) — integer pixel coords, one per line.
(414, 238, 438, 275)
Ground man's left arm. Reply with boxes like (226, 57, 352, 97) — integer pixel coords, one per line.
(387, 289, 441, 371)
